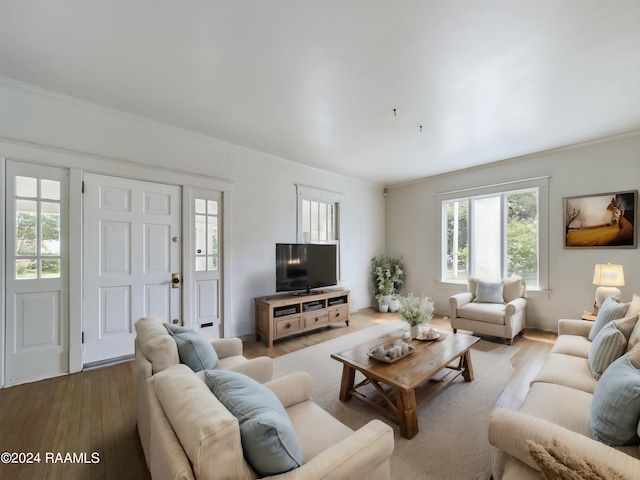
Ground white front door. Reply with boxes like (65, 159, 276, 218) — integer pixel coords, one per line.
(83, 174, 181, 365)
(4, 161, 69, 386)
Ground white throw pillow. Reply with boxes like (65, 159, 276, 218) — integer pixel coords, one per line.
(503, 276, 524, 303)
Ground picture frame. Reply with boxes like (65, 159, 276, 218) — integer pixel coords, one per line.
(564, 190, 637, 248)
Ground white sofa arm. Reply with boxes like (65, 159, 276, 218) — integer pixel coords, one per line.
(488, 408, 640, 477)
(211, 337, 243, 358)
(557, 319, 593, 337)
(505, 297, 527, 317)
(225, 356, 274, 384)
(450, 292, 474, 318)
(270, 419, 394, 480)
(265, 372, 313, 408)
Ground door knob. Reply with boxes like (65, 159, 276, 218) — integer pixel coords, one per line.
(171, 273, 181, 288)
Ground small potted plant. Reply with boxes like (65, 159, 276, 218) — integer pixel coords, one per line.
(388, 294, 400, 312)
(371, 256, 405, 311)
(398, 293, 434, 338)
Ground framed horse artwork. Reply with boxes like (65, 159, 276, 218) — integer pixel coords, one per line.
(564, 190, 637, 248)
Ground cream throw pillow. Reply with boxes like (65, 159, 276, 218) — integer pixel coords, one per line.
(467, 277, 478, 296)
(503, 276, 524, 303)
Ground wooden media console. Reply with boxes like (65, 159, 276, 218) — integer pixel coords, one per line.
(254, 289, 350, 347)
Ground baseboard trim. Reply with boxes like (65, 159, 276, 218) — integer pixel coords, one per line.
(83, 354, 134, 371)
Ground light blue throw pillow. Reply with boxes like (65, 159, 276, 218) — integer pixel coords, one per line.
(591, 354, 640, 445)
(588, 296, 629, 341)
(588, 322, 627, 379)
(164, 324, 218, 372)
(204, 370, 303, 477)
(474, 280, 504, 304)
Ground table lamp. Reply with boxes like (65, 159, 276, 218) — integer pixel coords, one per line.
(592, 264, 625, 311)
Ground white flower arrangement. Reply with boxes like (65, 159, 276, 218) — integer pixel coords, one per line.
(398, 293, 434, 326)
(371, 256, 405, 302)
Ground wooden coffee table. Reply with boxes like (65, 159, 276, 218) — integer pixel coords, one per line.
(331, 330, 479, 439)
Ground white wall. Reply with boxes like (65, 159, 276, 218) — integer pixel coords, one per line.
(386, 133, 640, 332)
(0, 80, 386, 338)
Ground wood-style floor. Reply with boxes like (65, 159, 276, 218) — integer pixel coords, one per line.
(0, 308, 555, 480)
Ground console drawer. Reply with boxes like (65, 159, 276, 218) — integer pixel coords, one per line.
(303, 311, 329, 328)
(275, 316, 302, 336)
(328, 305, 349, 323)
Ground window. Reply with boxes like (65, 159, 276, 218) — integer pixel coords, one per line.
(300, 199, 337, 242)
(195, 198, 219, 272)
(296, 184, 342, 280)
(14, 176, 62, 279)
(296, 184, 341, 244)
(441, 177, 549, 290)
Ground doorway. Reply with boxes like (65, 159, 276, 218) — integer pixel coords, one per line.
(82, 174, 182, 365)
(4, 161, 69, 386)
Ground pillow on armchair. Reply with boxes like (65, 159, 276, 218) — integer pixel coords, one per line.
(165, 324, 219, 372)
(204, 369, 303, 477)
(502, 276, 525, 303)
(474, 280, 504, 304)
(468, 276, 524, 304)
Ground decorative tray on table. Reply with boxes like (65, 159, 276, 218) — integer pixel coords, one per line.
(415, 329, 447, 342)
(368, 341, 416, 363)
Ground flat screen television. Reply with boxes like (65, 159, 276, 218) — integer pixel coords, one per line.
(275, 243, 337, 294)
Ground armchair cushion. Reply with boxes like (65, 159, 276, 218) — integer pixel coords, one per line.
(204, 370, 303, 477)
(458, 303, 507, 325)
(165, 324, 219, 372)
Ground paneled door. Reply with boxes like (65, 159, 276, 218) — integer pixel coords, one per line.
(5, 161, 69, 386)
(193, 191, 221, 333)
(83, 174, 181, 365)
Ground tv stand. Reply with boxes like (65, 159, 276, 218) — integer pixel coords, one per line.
(254, 289, 350, 347)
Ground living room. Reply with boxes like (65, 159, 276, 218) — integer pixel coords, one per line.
(1, 2, 640, 479)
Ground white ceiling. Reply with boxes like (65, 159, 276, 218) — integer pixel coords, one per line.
(1, 1, 639, 185)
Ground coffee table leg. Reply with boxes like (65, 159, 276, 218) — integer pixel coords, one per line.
(339, 365, 356, 401)
(396, 390, 419, 439)
(462, 349, 475, 381)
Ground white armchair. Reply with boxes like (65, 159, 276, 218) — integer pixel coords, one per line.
(449, 277, 526, 345)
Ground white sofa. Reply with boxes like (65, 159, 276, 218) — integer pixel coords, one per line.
(488, 316, 640, 479)
(450, 277, 526, 344)
(147, 364, 395, 479)
(134, 317, 274, 469)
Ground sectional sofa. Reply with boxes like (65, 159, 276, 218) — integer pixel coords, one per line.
(489, 296, 640, 479)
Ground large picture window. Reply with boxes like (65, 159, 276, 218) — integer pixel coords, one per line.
(441, 178, 549, 290)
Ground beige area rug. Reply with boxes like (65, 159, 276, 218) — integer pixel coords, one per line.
(273, 320, 518, 480)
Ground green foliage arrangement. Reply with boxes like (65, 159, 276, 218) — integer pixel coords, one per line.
(370, 256, 405, 302)
(398, 293, 434, 326)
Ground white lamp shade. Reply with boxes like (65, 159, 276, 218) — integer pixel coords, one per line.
(593, 264, 625, 310)
(593, 264, 625, 287)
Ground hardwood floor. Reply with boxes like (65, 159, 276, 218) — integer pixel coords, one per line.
(0, 361, 150, 480)
(0, 308, 555, 480)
